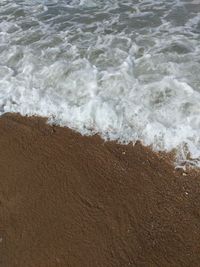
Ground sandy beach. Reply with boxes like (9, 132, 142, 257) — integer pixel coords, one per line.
(0, 113, 200, 266)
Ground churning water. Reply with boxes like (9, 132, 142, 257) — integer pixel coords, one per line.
(0, 0, 200, 167)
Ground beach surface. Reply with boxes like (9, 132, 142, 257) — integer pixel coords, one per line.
(0, 113, 200, 267)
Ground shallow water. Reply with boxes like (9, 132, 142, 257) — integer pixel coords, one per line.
(0, 0, 200, 167)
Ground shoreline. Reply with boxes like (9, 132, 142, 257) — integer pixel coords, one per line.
(1, 113, 200, 266)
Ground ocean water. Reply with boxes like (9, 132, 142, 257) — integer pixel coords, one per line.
(0, 0, 200, 167)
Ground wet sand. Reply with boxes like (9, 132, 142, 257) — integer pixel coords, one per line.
(0, 113, 200, 267)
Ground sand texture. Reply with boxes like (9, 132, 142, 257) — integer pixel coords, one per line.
(0, 113, 200, 267)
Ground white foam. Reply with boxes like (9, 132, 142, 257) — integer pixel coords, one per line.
(1, 0, 200, 167)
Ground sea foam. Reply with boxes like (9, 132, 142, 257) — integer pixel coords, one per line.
(0, 0, 200, 167)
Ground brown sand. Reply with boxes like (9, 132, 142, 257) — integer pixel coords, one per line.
(0, 113, 200, 267)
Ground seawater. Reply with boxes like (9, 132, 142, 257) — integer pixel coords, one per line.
(0, 0, 200, 167)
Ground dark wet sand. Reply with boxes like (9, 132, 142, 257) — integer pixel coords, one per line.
(0, 113, 200, 267)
